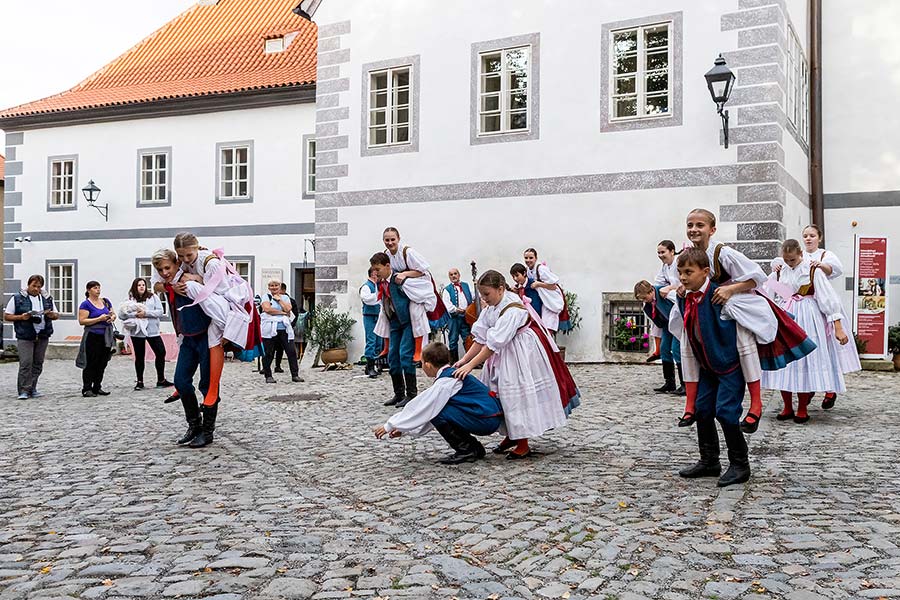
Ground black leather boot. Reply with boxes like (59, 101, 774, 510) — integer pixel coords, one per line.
(434, 422, 485, 464)
(189, 402, 218, 448)
(679, 417, 722, 478)
(396, 372, 418, 408)
(384, 373, 405, 406)
(366, 358, 378, 378)
(655, 361, 676, 393)
(673, 363, 686, 396)
(718, 423, 751, 487)
(177, 398, 202, 445)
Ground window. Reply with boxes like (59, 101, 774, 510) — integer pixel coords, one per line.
(216, 141, 253, 203)
(478, 46, 530, 135)
(607, 299, 651, 353)
(306, 138, 316, 195)
(48, 156, 77, 209)
(232, 260, 252, 287)
(600, 13, 682, 133)
(368, 66, 411, 147)
(136, 260, 168, 316)
(786, 27, 809, 144)
(47, 262, 75, 315)
(265, 38, 285, 54)
(611, 22, 670, 120)
(137, 148, 171, 206)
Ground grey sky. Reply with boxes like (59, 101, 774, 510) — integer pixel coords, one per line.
(1, 0, 195, 139)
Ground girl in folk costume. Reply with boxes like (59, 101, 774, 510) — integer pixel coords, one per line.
(652, 240, 686, 394)
(382, 227, 448, 364)
(172, 232, 263, 409)
(522, 248, 569, 334)
(772, 224, 861, 409)
(763, 239, 851, 423)
(634, 279, 685, 396)
(453, 270, 580, 460)
(685, 209, 815, 434)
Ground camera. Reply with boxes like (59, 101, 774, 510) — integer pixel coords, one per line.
(113, 331, 126, 341)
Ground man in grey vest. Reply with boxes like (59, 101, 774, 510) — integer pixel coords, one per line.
(4, 275, 59, 399)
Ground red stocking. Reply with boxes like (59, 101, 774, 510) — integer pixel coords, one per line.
(510, 438, 530, 457)
(745, 380, 762, 425)
(413, 336, 423, 363)
(779, 391, 793, 417)
(797, 392, 813, 419)
(203, 344, 224, 406)
(683, 382, 698, 418)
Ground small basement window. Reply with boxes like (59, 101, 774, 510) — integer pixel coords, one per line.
(607, 299, 652, 353)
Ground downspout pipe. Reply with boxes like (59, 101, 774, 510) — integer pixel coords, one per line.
(809, 0, 824, 231)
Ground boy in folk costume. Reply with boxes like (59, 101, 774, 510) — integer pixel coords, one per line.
(454, 270, 580, 460)
(382, 227, 448, 365)
(371, 253, 420, 408)
(522, 248, 569, 334)
(634, 280, 685, 396)
(374, 342, 504, 464)
(772, 224, 861, 409)
(152, 249, 218, 448)
(763, 240, 850, 423)
(670, 248, 754, 487)
(359, 266, 383, 378)
(441, 268, 474, 364)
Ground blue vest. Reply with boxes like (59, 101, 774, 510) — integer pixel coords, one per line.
(642, 286, 673, 329)
(677, 282, 739, 375)
(444, 282, 473, 314)
(12, 293, 55, 340)
(523, 278, 543, 315)
(387, 278, 411, 328)
(362, 280, 381, 317)
(437, 368, 503, 418)
(174, 293, 211, 336)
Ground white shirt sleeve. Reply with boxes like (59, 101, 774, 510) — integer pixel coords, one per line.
(403, 246, 430, 273)
(665, 290, 684, 339)
(538, 265, 560, 285)
(821, 250, 844, 280)
(384, 376, 462, 436)
(4, 297, 16, 314)
(471, 310, 490, 345)
(654, 265, 668, 286)
(484, 306, 529, 353)
(441, 287, 459, 314)
(813, 268, 844, 322)
(720, 246, 767, 287)
(359, 283, 380, 306)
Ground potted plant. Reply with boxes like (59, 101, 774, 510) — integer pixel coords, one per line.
(889, 323, 900, 371)
(308, 307, 356, 365)
(558, 291, 583, 362)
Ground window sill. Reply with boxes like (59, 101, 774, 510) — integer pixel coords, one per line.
(47, 204, 77, 212)
(471, 128, 538, 146)
(215, 196, 254, 204)
(601, 111, 681, 133)
(137, 200, 172, 208)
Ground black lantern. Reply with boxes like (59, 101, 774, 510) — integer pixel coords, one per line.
(704, 54, 736, 148)
(81, 179, 109, 221)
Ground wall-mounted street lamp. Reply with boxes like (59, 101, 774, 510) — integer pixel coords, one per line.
(302, 238, 316, 268)
(81, 180, 108, 221)
(704, 54, 736, 149)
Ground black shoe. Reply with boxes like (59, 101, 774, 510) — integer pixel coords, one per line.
(492, 437, 516, 454)
(177, 418, 202, 445)
(164, 392, 180, 404)
(740, 412, 761, 434)
(384, 373, 405, 406)
(274, 366, 284, 373)
(95, 389, 111, 396)
(404, 372, 418, 401)
(671, 384, 686, 396)
(265, 376, 277, 384)
(793, 414, 810, 424)
(156, 379, 174, 388)
(134, 381, 144, 391)
(822, 393, 836, 410)
(678, 412, 696, 428)
(673, 364, 686, 396)
(439, 449, 482, 464)
(189, 403, 218, 448)
(679, 418, 721, 478)
(655, 362, 676, 393)
(775, 411, 795, 421)
(291, 375, 304, 383)
(717, 423, 751, 487)
(645, 353, 661, 363)
(413, 360, 423, 369)
(82, 389, 97, 398)
(365, 358, 378, 379)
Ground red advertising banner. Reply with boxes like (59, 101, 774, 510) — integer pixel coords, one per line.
(854, 236, 889, 358)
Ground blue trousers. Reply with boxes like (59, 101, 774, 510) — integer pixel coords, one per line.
(432, 401, 502, 436)
(388, 321, 415, 375)
(695, 367, 745, 426)
(446, 315, 471, 355)
(363, 314, 381, 359)
(174, 332, 210, 411)
(660, 328, 681, 363)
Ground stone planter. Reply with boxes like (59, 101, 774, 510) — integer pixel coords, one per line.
(321, 348, 348, 365)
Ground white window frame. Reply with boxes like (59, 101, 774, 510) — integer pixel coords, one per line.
(786, 26, 809, 144)
(137, 148, 171, 206)
(48, 157, 77, 209)
(306, 138, 317, 195)
(216, 141, 254, 204)
(367, 65, 412, 148)
(47, 261, 76, 316)
(477, 45, 532, 136)
(609, 21, 672, 122)
(230, 257, 254, 290)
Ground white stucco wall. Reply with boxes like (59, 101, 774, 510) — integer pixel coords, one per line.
(8, 102, 316, 340)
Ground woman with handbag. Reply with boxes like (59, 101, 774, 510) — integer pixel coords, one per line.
(77, 280, 118, 397)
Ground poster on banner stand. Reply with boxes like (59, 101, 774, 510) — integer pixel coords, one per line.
(852, 235, 890, 359)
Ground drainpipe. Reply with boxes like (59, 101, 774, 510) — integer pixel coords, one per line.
(809, 0, 824, 231)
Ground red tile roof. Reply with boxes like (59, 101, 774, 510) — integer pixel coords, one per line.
(0, 0, 317, 119)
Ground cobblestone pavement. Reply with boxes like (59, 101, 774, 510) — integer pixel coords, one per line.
(1, 356, 899, 600)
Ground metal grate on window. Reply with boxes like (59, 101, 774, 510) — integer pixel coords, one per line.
(607, 300, 652, 352)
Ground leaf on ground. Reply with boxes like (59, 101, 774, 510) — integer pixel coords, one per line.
(618, 502, 628, 508)
(103, 579, 114, 586)
(39, 566, 52, 574)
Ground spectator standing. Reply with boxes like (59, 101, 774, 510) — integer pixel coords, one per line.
(77, 281, 116, 397)
(260, 279, 303, 383)
(274, 282, 301, 374)
(3, 275, 59, 399)
(119, 277, 174, 391)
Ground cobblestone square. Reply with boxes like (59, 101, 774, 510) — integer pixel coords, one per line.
(1, 358, 898, 599)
